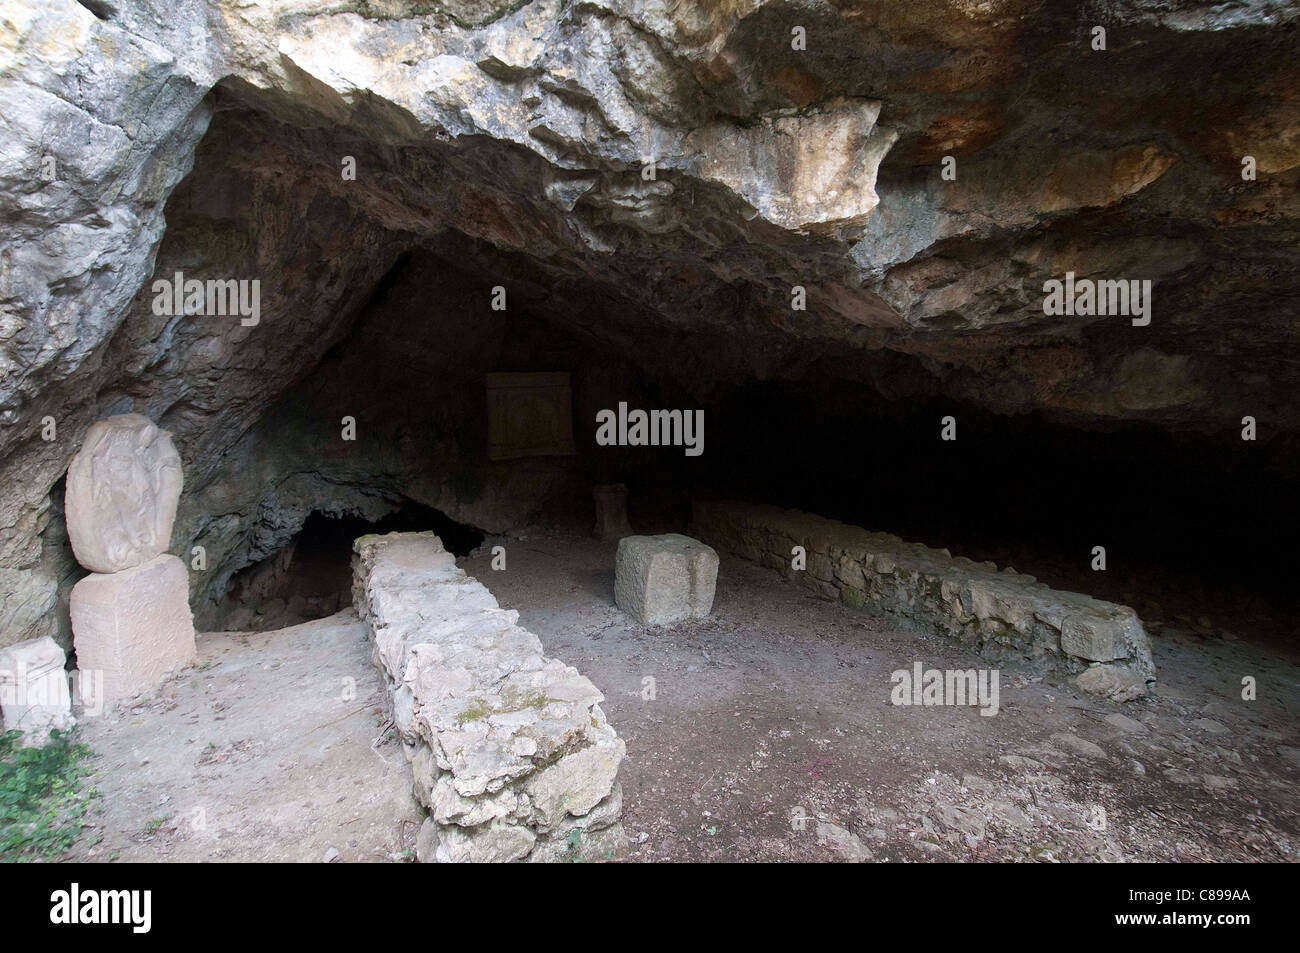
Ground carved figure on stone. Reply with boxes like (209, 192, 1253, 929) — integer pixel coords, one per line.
(65, 414, 183, 574)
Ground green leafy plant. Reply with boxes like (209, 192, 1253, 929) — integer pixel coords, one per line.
(0, 728, 97, 861)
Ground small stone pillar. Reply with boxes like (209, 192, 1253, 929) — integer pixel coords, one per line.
(592, 483, 633, 541)
(66, 414, 195, 706)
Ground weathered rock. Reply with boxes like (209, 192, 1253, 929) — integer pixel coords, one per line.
(65, 415, 183, 574)
(524, 742, 624, 832)
(1060, 611, 1146, 663)
(816, 821, 875, 862)
(614, 534, 719, 626)
(1103, 713, 1147, 734)
(527, 819, 626, 863)
(1050, 732, 1107, 760)
(69, 554, 196, 703)
(686, 98, 897, 235)
(0, 636, 73, 746)
(416, 816, 537, 864)
(0, 568, 58, 651)
(353, 532, 624, 862)
(1074, 665, 1150, 703)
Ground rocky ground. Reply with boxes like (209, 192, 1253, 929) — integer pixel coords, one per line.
(66, 529, 1296, 863)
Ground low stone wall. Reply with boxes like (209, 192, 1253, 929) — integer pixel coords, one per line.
(352, 532, 625, 862)
(691, 501, 1154, 698)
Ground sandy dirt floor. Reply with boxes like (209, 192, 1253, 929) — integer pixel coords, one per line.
(461, 533, 1299, 863)
(68, 531, 1298, 862)
(69, 617, 421, 862)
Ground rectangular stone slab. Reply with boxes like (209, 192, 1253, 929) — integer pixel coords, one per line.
(485, 372, 576, 460)
(614, 534, 718, 625)
(70, 554, 196, 704)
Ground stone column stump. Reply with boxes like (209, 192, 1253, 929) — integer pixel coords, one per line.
(70, 554, 196, 703)
(592, 483, 633, 541)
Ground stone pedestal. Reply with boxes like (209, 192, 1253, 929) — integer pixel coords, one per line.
(0, 637, 74, 746)
(70, 554, 196, 703)
(614, 534, 718, 625)
(592, 483, 633, 541)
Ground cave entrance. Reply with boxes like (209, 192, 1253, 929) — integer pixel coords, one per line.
(195, 238, 1294, 653)
(214, 501, 485, 632)
(149, 97, 1296, 657)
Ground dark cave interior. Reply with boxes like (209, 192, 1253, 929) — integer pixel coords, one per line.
(200, 257, 1296, 646)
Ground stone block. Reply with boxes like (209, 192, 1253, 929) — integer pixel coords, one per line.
(524, 737, 625, 832)
(0, 636, 74, 746)
(1060, 606, 1147, 667)
(1060, 614, 1121, 661)
(70, 554, 196, 703)
(614, 534, 718, 625)
(416, 816, 536, 864)
(65, 414, 183, 573)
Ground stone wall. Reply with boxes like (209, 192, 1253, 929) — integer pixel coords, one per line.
(691, 501, 1155, 699)
(351, 532, 624, 862)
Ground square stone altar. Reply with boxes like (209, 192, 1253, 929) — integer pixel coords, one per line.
(614, 534, 718, 626)
(70, 554, 196, 703)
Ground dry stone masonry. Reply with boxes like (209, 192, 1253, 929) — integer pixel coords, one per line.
(352, 532, 625, 863)
(692, 502, 1154, 701)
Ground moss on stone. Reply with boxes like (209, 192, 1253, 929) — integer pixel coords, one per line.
(456, 699, 492, 724)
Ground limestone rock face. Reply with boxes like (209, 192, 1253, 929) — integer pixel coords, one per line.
(0, 568, 58, 652)
(69, 554, 196, 703)
(65, 415, 183, 574)
(686, 98, 897, 235)
(615, 534, 719, 626)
